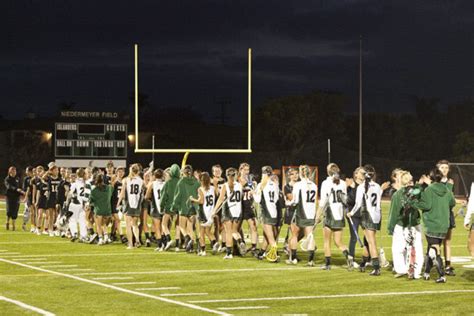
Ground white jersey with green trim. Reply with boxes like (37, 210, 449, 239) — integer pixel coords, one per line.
(152, 180, 165, 213)
(126, 176, 144, 209)
(351, 181, 382, 224)
(254, 181, 279, 218)
(202, 186, 215, 221)
(464, 182, 474, 227)
(70, 179, 87, 205)
(291, 179, 318, 219)
(225, 182, 243, 218)
(320, 177, 347, 221)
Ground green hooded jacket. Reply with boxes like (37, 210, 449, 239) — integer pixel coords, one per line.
(413, 182, 455, 237)
(387, 187, 421, 235)
(160, 164, 180, 212)
(172, 175, 200, 216)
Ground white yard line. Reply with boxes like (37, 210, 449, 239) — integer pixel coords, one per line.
(26, 262, 62, 265)
(218, 306, 269, 311)
(92, 277, 135, 280)
(0, 258, 229, 316)
(0, 252, 21, 255)
(39, 265, 78, 268)
(189, 289, 474, 303)
(161, 293, 208, 297)
(75, 267, 316, 276)
(56, 269, 94, 272)
(13, 258, 47, 261)
(0, 250, 9, 252)
(0, 295, 55, 316)
(113, 281, 156, 285)
(0, 242, 70, 244)
(136, 287, 181, 291)
(4, 252, 186, 259)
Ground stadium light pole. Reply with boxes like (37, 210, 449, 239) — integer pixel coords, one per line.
(358, 35, 363, 166)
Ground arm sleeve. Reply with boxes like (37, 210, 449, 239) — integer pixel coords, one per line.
(319, 181, 329, 210)
(290, 183, 300, 205)
(413, 189, 432, 211)
(387, 193, 401, 235)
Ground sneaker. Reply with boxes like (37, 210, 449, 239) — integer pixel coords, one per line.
(49, 231, 54, 237)
(201, 251, 206, 256)
(321, 265, 331, 270)
(121, 236, 128, 244)
(98, 238, 105, 245)
(30, 227, 35, 233)
(435, 276, 447, 283)
(126, 245, 134, 250)
(369, 269, 381, 276)
(445, 267, 456, 276)
(347, 256, 354, 271)
(71, 235, 78, 242)
(218, 245, 226, 253)
(423, 273, 430, 281)
(238, 242, 247, 256)
(285, 258, 298, 265)
(212, 242, 219, 255)
(54, 230, 60, 237)
(36, 229, 41, 236)
(145, 239, 151, 247)
(307, 261, 315, 267)
(42, 230, 49, 235)
(134, 242, 141, 248)
(175, 247, 180, 252)
(223, 254, 233, 259)
(78, 237, 87, 243)
(359, 266, 366, 273)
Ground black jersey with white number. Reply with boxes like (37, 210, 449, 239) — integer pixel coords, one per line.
(47, 176, 62, 204)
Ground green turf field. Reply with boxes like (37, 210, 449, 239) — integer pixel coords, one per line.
(0, 201, 473, 316)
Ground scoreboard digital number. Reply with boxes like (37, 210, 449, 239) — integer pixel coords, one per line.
(55, 123, 127, 158)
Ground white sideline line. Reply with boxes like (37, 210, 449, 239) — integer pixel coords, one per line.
(56, 269, 94, 272)
(93, 277, 135, 280)
(189, 290, 474, 303)
(113, 281, 156, 285)
(13, 258, 47, 261)
(26, 262, 62, 265)
(0, 295, 55, 316)
(0, 250, 9, 252)
(75, 267, 315, 276)
(0, 258, 229, 316)
(0, 242, 70, 244)
(136, 287, 181, 291)
(40, 265, 78, 268)
(161, 293, 208, 297)
(218, 306, 269, 311)
(0, 252, 21, 255)
(4, 252, 186, 259)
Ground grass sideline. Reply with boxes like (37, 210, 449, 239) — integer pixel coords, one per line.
(0, 202, 473, 316)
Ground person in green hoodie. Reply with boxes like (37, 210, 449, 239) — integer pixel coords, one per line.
(160, 164, 181, 251)
(413, 168, 456, 283)
(89, 174, 114, 245)
(387, 171, 423, 279)
(172, 165, 200, 253)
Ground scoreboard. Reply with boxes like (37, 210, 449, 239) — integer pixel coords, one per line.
(55, 122, 127, 158)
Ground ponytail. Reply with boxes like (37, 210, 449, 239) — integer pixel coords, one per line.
(261, 166, 273, 190)
(226, 168, 237, 192)
(363, 164, 376, 194)
(327, 163, 341, 185)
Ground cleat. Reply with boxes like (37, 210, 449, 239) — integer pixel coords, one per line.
(238, 242, 247, 256)
(212, 242, 219, 255)
(359, 266, 366, 273)
(164, 240, 173, 251)
(49, 231, 54, 237)
(97, 238, 105, 245)
(121, 236, 128, 244)
(423, 273, 430, 281)
(321, 265, 331, 270)
(175, 247, 180, 252)
(201, 251, 206, 256)
(126, 245, 134, 250)
(369, 269, 381, 276)
(78, 237, 87, 243)
(347, 256, 354, 271)
(145, 239, 151, 247)
(445, 267, 456, 276)
(54, 230, 60, 237)
(223, 254, 233, 259)
(435, 276, 447, 283)
(42, 230, 49, 235)
(185, 240, 194, 252)
(285, 258, 298, 265)
(394, 273, 407, 278)
(307, 261, 315, 267)
(218, 245, 226, 253)
(134, 242, 141, 248)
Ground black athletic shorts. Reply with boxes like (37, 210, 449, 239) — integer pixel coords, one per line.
(425, 235, 443, 245)
(6, 198, 20, 220)
(242, 201, 255, 220)
(46, 197, 58, 209)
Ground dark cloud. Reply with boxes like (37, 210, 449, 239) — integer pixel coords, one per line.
(1, 0, 473, 118)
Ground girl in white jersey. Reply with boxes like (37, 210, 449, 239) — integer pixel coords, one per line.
(348, 164, 382, 276)
(286, 165, 318, 266)
(212, 167, 246, 259)
(317, 163, 353, 270)
(146, 169, 165, 251)
(253, 166, 280, 262)
(117, 164, 144, 249)
(68, 168, 88, 242)
(190, 172, 218, 256)
(464, 183, 474, 257)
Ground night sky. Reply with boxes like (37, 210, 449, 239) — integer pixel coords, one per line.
(3, 0, 473, 121)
